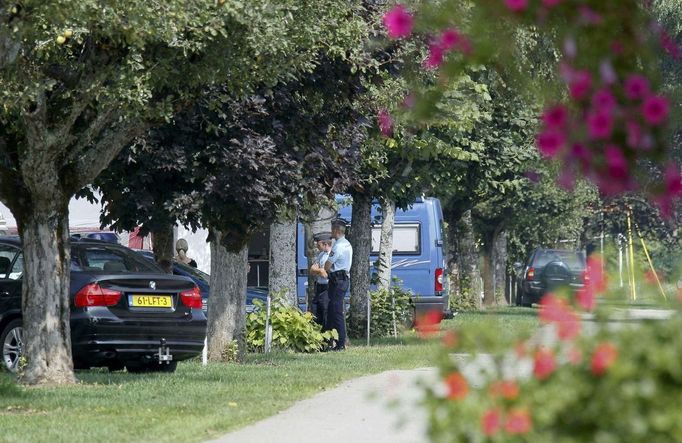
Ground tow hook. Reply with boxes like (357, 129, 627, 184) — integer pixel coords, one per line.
(157, 338, 173, 364)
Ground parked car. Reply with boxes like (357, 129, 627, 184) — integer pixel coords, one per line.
(0, 237, 207, 373)
(515, 248, 586, 306)
(134, 250, 268, 313)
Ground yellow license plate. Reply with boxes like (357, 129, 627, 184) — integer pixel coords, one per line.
(131, 295, 172, 308)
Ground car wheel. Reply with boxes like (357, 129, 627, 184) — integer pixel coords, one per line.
(126, 361, 177, 374)
(1, 319, 23, 373)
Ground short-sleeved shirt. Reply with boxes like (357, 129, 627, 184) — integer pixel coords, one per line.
(315, 250, 330, 285)
(327, 236, 352, 272)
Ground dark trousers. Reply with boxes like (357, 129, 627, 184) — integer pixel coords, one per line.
(324, 276, 349, 349)
(311, 283, 329, 327)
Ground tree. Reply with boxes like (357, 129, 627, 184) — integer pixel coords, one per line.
(0, 0, 362, 384)
(94, 53, 368, 359)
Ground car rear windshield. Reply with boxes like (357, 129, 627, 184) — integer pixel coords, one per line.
(74, 245, 161, 273)
(532, 250, 585, 271)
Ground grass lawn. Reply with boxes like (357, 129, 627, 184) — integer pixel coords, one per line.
(0, 307, 537, 443)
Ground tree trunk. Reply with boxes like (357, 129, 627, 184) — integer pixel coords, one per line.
(493, 228, 508, 304)
(481, 238, 495, 306)
(268, 218, 297, 306)
(376, 197, 396, 291)
(459, 210, 482, 309)
(348, 192, 371, 338)
(206, 230, 248, 362)
(302, 206, 336, 308)
(151, 224, 175, 260)
(18, 203, 75, 385)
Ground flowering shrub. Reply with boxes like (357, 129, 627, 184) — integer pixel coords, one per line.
(423, 257, 682, 442)
(380, 1, 681, 212)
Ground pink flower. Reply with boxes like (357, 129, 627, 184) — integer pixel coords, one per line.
(600, 60, 617, 84)
(665, 163, 682, 196)
(536, 130, 565, 157)
(585, 254, 606, 293)
(642, 95, 670, 126)
(481, 408, 502, 436)
(587, 109, 614, 139)
(424, 42, 444, 70)
(591, 342, 618, 375)
(570, 143, 591, 169)
(504, 409, 533, 435)
(592, 89, 617, 111)
(569, 70, 592, 100)
(415, 310, 443, 337)
(542, 105, 568, 128)
(661, 29, 681, 59)
(557, 169, 575, 190)
(626, 120, 642, 149)
(568, 346, 583, 365)
(624, 75, 650, 100)
(440, 28, 461, 51)
(383, 5, 413, 40)
(534, 349, 557, 380)
(579, 6, 603, 25)
(539, 294, 571, 323)
(542, 0, 563, 7)
(377, 109, 394, 137)
(504, 0, 528, 13)
(605, 145, 628, 180)
(557, 310, 581, 341)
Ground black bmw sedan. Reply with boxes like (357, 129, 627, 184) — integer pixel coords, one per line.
(0, 237, 207, 373)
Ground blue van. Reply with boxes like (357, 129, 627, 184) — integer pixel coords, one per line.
(296, 197, 449, 315)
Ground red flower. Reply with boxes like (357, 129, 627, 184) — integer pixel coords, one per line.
(504, 409, 533, 434)
(415, 310, 443, 338)
(489, 380, 520, 400)
(383, 5, 413, 40)
(575, 288, 595, 311)
(539, 294, 571, 323)
(442, 330, 458, 348)
(557, 310, 581, 341)
(445, 372, 469, 400)
(533, 349, 556, 380)
(568, 346, 583, 365)
(592, 342, 618, 376)
(481, 408, 502, 436)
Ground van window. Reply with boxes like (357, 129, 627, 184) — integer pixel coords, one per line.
(371, 224, 420, 254)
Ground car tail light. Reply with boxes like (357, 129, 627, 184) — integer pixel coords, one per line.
(180, 286, 202, 309)
(74, 283, 122, 307)
(526, 267, 535, 281)
(435, 268, 444, 293)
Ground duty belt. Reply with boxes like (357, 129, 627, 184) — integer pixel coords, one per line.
(329, 270, 349, 280)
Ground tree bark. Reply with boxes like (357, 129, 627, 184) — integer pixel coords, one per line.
(18, 202, 75, 385)
(206, 230, 248, 362)
(151, 224, 175, 260)
(348, 191, 371, 338)
(481, 238, 495, 306)
(268, 218, 298, 306)
(376, 197, 396, 291)
(459, 210, 482, 309)
(493, 228, 508, 304)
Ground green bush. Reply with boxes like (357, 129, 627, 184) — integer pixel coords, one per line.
(369, 283, 414, 338)
(424, 301, 682, 442)
(246, 295, 337, 353)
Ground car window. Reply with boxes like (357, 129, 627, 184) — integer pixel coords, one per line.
(533, 250, 585, 271)
(370, 224, 420, 254)
(8, 253, 22, 280)
(175, 261, 209, 283)
(0, 245, 19, 279)
(79, 246, 160, 273)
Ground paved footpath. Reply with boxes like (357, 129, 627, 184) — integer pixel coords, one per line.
(209, 368, 435, 443)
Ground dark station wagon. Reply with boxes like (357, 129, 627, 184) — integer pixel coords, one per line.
(0, 237, 207, 373)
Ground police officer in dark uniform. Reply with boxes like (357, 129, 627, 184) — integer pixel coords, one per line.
(309, 232, 333, 327)
(323, 219, 353, 350)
